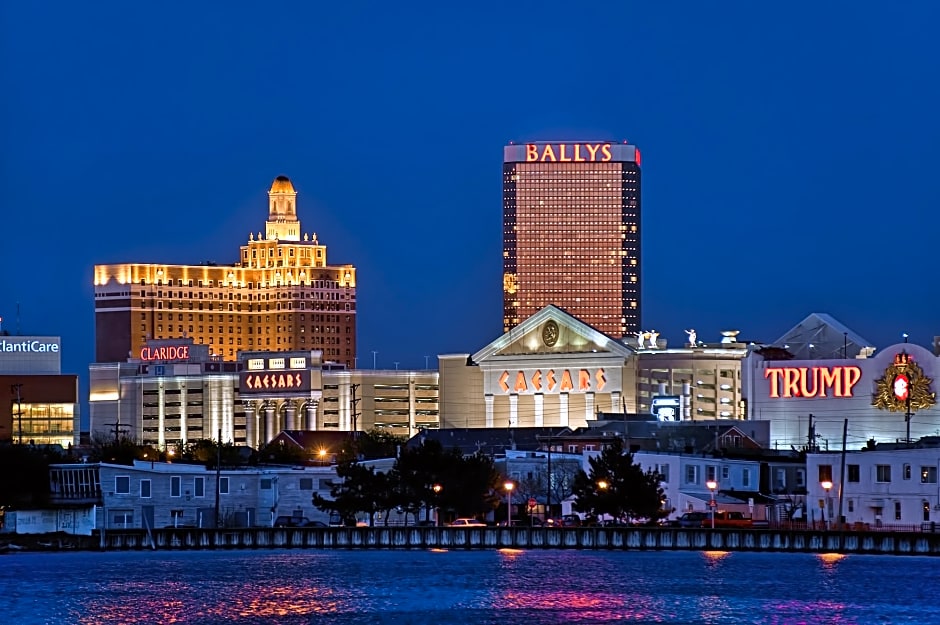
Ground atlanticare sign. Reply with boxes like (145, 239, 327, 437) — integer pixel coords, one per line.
(499, 368, 607, 394)
(764, 366, 862, 398)
(0, 339, 59, 353)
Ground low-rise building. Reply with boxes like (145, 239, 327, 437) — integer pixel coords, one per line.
(806, 444, 940, 529)
(46, 460, 341, 532)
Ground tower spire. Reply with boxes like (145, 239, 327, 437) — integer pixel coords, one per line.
(266, 175, 300, 241)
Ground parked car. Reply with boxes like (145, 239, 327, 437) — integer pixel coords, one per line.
(675, 511, 709, 528)
(561, 514, 582, 527)
(449, 518, 487, 527)
(701, 511, 754, 529)
(274, 516, 311, 528)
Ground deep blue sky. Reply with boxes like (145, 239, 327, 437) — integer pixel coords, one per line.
(2, 2, 939, 388)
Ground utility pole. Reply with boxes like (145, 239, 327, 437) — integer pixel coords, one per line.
(350, 383, 361, 435)
(837, 418, 848, 530)
(10, 384, 23, 445)
(104, 421, 130, 443)
(807, 414, 816, 452)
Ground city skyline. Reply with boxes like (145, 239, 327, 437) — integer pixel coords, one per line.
(2, 3, 939, 392)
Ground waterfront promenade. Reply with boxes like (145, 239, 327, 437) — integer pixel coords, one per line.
(11, 526, 940, 556)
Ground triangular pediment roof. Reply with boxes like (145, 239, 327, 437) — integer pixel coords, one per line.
(472, 305, 634, 363)
(773, 313, 875, 360)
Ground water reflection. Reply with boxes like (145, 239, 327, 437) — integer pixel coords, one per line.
(817, 552, 848, 569)
(3, 550, 936, 625)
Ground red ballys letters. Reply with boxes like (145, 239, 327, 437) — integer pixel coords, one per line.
(525, 143, 613, 162)
(764, 366, 862, 398)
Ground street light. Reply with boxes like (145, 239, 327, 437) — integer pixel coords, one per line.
(706, 479, 718, 529)
(821, 480, 833, 530)
(504, 481, 514, 526)
(432, 483, 442, 526)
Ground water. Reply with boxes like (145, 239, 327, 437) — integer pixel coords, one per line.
(1, 549, 938, 624)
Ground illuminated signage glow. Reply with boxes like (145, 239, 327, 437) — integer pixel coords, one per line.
(893, 373, 910, 402)
(240, 371, 311, 394)
(139, 345, 190, 362)
(764, 366, 862, 398)
(247, 359, 265, 371)
(525, 143, 612, 163)
(498, 368, 607, 394)
(0, 339, 59, 353)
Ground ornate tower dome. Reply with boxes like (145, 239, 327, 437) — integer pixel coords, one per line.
(266, 175, 300, 241)
(269, 175, 296, 194)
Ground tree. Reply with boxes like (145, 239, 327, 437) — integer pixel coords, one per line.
(0, 445, 66, 507)
(312, 459, 387, 526)
(353, 430, 407, 460)
(572, 437, 665, 524)
(87, 433, 141, 465)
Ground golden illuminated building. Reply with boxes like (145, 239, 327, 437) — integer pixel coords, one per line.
(94, 176, 357, 368)
(503, 142, 641, 338)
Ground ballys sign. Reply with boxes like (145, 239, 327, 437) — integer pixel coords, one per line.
(526, 143, 612, 162)
(764, 365, 862, 398)
(498, 368, 607, 394)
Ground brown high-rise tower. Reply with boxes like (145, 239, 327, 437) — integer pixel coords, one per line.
(502, 142, 641, 338)
(94, 176, 357, 367)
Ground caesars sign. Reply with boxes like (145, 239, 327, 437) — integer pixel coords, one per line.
(764, 365, 862, 398)
(497, 368, 608, 395)
(239, 370, 311, 395)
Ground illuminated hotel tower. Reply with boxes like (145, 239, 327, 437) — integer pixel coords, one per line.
(94, 176, 357, 367)
(503, 141, 641, 338)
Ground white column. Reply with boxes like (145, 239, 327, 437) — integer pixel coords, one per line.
(179, 386, 188, 446)
(610, 391, 621, 414)
(508, 395, 518, 428)
(157, 382, 165, 449)
(585, 392, 595, 423)
(222, 381, 234, 443)
(244, 400, 257, 449)
(485, 395, 494, 428)
(264, 403, 276, 444)
(559, 393, 569, 427)
(306, 400, 318, 430)
(534, 394, 544, 427)
(284, 400, 296, 431)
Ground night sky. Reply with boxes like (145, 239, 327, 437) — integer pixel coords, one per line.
(2, 3, 938, 398)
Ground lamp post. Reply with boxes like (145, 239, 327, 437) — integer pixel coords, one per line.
(432, 483, 442, 527)
(821, 480, 833, 530)
(504, 481, 514, 526)
(597, 480, 609, 525)
(706, 479, 718, 529)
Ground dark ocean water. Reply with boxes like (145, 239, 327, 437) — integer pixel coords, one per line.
(0, 548, 937, 624)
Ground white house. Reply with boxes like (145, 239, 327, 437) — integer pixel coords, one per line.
(806, 446, 940, 528)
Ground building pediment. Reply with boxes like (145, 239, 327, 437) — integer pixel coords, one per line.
(472, 305, 633, 363)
